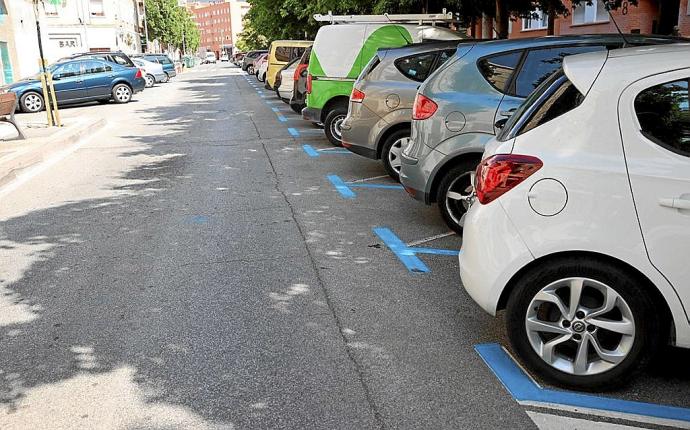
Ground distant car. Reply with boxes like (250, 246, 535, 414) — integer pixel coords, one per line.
(141, 54, 177, 81)
(220, 53, 229, 62)
(204, 52, 217, 64)
(60, 51, 136, 68)
(233, 52, 245, 66)
(276, 58, 299, 102)
(3, 58, 145, 113)
(255, 54, 268, 82)
(132, 58, 166, 87)
(460, 44, 690, 390)
(241, 50, 268, 74)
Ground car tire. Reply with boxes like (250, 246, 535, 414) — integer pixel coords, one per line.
(381, 129, 410, 182)
(20, 91, 45, 113)
(161, 74, 170, 83)
(247, 65, 254, 75)
(112, 83, 133, 104)
(436, 159, 480, 234)
(145, 74, 155, 88)
(324, 104, 348, 146)
(505, 257, 663, 391)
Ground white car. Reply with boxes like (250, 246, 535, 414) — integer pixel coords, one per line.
(132, 58, 166, 88)
(205, 52, 217, 64)
(220, 53, 229, 62)
(277, 60, 298, 101)
(257, 55, 269, 82)
(459, 44, 690, 390)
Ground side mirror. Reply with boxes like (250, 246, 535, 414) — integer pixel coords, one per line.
(52, 75, 61, 81)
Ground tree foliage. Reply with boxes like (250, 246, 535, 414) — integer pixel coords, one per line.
(238, 0, 640, 46)
(145, 0, 200, 52)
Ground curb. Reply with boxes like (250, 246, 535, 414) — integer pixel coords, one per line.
(0, 118, 107, 187)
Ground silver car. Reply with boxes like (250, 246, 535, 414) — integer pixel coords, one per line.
(341, 41, 460, 181)
(398, 34, 683, 234)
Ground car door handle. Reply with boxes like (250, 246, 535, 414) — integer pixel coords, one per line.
(659, 197, 690, 210)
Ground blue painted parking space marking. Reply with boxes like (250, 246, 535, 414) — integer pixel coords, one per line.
(475, 343, 690, 425)
(302, 144, 351, 157)
(187, 215, 210, 224)
(373, 227, 459, 273)
(288, 128, 300, 137)
(328, 174, 403, 199)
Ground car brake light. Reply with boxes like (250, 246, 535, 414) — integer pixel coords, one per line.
(135, 68, 143, 79)
(294, 64, 307, 82)
(475, 154, 543, 205)
(351, 88, 365, 103)
(412, 93, 437, 120)
(306, 73, 312, 94)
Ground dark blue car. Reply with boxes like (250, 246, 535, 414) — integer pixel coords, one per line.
(2, 58, 146, 113)
(141, 54, 177, 81)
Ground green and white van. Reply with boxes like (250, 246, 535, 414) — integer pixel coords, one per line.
(304, 14, 462, 145)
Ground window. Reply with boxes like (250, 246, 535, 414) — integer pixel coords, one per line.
(83, 60, 106, 74)
(572, 0, 609, 25)
(44, 2, 59, 16)
(514, 45, 605, 97)
(635, 79, 690, 156)
(90, 0, 104, 16)
(395, 52, 437, 82)
(0, 42, 12, 84)
(0, 0, 6, 15)
(478, 51, 522, 93)
(111, 54, 132, 66)
(518, 76, 584, 135)
(522, 9, 548, 30)
(53, 62, 82, 79)
(435, 49, 456, 69)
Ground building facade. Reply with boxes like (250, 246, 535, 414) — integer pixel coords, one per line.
(9, 0, 143, 80)
(508, 0, 690, 39)
(0, 0, 18, 85)
(189, 0, 248, 57)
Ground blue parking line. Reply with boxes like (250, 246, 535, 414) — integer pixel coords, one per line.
(302, 145, 351, 157)
(475, 343, 690, 424)
(288, 128, 299, 137)
(327, 174, 356, 199)
(302, 144, 320, 157)
(373, 227, 459, 273)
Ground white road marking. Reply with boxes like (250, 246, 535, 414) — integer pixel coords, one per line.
(347, 175, 389, 183)
(406, 231, 456, 247)
(526, 411, 649, 430)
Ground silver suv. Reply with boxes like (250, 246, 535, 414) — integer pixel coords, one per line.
(399, 34, 685, 233)
(341, 41, 461, 180)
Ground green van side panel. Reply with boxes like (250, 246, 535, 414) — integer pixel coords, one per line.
(307, 79, 354, 111)
(347, 25, 412, 79)
(306, 25, 412, 109)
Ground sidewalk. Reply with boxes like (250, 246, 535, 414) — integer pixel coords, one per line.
(0, 111, 106, 187)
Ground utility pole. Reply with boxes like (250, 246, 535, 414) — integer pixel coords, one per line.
(141, 0, 150, 53)
(32, 0, 57, 126)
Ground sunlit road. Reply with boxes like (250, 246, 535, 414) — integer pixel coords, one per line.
(2, 64, 689, 430)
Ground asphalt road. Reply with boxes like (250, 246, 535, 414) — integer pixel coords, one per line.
(1, 63, 689, 430)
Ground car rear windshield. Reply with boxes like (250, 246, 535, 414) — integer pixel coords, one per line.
(395, 52, 437, 82)
(498, 70, 584, 140)
(358, 55, 381, 81)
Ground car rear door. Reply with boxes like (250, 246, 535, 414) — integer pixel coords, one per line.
(51, 62, 86, 102)
(619, 70, 690, 310)
(81, 60, 113, 98)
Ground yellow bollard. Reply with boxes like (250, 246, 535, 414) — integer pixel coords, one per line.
(45, 72, 61, 127)
(39, 72, 53, 127)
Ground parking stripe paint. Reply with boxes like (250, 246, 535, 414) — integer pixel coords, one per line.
(302, 145, 320, 157)
(288, 128, 300, 137)
(475, 343, 690, 427)
(327, 174, 356, 199)
(373, 227, 460, 273)
(302, 145, 351, 157)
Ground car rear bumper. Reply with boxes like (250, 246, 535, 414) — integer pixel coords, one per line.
(153, 73, 167, 82)
(165, 69, 177, 78)
(302, 106, 321, 122)
(459, 200, 534, 316)
(341, 106, 380, 160)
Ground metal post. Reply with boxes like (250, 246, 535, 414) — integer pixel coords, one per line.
(33, 0, 55, 126)
(141, 0, 150, 53)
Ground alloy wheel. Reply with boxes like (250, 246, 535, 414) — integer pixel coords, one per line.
(525, 277, 635, 376)
(387, 137, 409, 174)
(115, 86, 131, 102)
(24, 94, 43, 112)
(444, 172, 474, 228)
(145, 74, 154, 88)
(330, 114, 345, 141)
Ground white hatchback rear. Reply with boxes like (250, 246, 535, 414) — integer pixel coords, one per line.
(459, 44, 690, 389)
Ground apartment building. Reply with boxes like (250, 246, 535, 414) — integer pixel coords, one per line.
(188, 0, 249, 57)
(0, 0, 17, 85)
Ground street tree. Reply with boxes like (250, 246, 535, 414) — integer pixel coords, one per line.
(145, 0, 200, 53)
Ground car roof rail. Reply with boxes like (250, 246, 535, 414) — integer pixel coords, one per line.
(313, 10, 457, 25)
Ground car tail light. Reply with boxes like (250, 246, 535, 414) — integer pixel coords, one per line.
(306, 73, 313, 94)
(135, 68, 143, 79)
(475, 154, 543, 205)
(351, 88, 365, 103)
(294, 64, 307, 81)
(412, 94, 437, 120)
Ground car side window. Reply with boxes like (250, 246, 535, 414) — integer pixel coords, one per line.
(83, 60, 106, 74)
(435, 49, 455, 68)
(112, 55, 130, 66)
(275, 47, 290, 62)
(635, 79, 690, 157)
(514, 45, 605, 97)
(478, 51, 522, 93)
(395, 52, 437, 82)
(518, 75, 584, 137)
(54, 62, 82, 79)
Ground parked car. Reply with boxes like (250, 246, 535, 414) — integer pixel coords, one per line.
(341, 41, 463, 181)
(204, 52, 217, 64)
(290, 46, 311, 114)
(3, 58, 145, 113)
(132, 58, 166, 88)
(60, 51, 136, 68)
(398, 34, 687, 234)
(459, 43, 690, 390)
(141, 54, 177, 81)
(233, 52, 245, 66)
(255, 53, 269, 82)
(265, 40, 312, 90)
(304, 20, 462, 145)
(220, 53, 229, 62)
(275, 58, 300, 102)
(241, 50, 268, 74)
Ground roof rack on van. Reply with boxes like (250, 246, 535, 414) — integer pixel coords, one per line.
(313, 10, 456, 25)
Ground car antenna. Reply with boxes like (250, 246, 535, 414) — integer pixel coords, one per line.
(607, 5, 630, 48)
